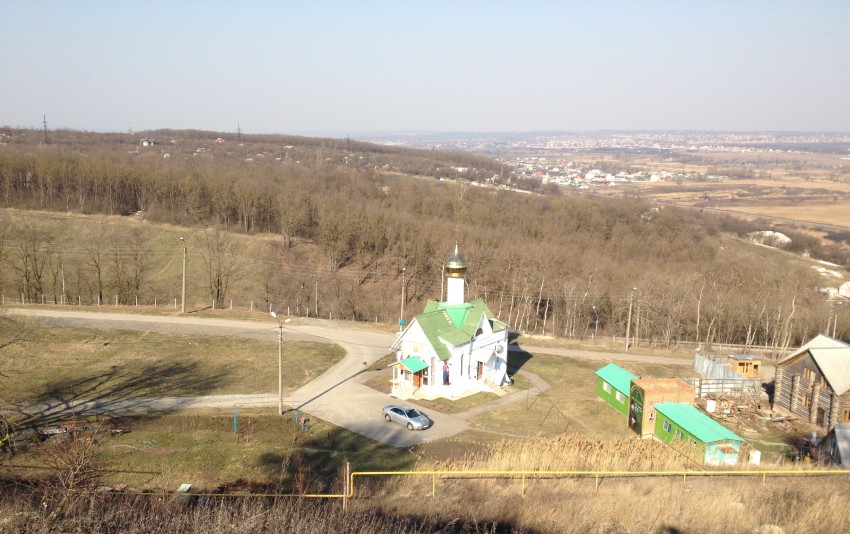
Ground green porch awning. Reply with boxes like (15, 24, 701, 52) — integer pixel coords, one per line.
(390, 357, 429, 374)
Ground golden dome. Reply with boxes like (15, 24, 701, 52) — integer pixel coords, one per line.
(444, 242, 469, 278)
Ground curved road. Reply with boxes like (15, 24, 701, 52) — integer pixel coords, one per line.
(5, 308, 689, 447)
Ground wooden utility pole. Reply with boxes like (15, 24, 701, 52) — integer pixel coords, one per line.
(399, 268, 406, 331)
(42, 114, 48, 144)
(625, 287, 636, 351)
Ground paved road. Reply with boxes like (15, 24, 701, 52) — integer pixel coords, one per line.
(5, 307, 690, 447)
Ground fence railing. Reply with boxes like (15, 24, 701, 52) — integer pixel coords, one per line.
(1, 297, 801, 359)
(7, 466, 847, 508)
(343, 468, 850, 507)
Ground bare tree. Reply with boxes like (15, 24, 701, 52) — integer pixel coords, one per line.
(12, 230, 49, 302)
(198, 228, 243, 308)
(38, 424, 115, 515)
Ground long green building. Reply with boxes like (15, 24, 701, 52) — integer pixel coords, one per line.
(654, 402, 744, 465)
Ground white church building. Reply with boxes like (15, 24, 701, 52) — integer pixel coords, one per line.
(390, 244, 511, 400)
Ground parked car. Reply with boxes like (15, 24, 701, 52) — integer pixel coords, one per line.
(382, 404, 431, 431)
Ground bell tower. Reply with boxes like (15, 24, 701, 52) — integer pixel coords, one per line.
(444, 242, 469, 305)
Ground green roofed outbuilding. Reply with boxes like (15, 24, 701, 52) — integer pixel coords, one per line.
(595, 363, 638, 416)
(653, 402, 744, 465)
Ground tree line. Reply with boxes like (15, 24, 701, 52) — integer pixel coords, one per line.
(0, 129, 845, 347)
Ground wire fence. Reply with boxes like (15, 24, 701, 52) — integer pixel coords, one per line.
(346, 468, 850, 503)
(4, 296, 799, 359)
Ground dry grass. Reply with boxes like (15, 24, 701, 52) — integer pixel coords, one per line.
(438, 434, 685, 472)
(4, 411, 417, 491)
(374, 434, 850, 533)
(1, 319, 344, 403)
(615, 175, 850, 228)
(3, 432, 849, 533)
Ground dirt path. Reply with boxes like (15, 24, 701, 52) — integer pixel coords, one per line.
(5, 307, 691, 447)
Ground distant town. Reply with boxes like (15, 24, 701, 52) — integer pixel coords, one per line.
(360, 131, 850, 191)
(361, 131, 850, 154)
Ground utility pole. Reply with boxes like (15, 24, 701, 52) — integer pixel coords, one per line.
(440, 261, 445, 302)
(625, 287, 636, 351)
(399, 268, 406, 331)
(592, 305, 598, 339)
(315, 280, 318, 317)
(180, 237, 186, 314)
(271, 313, 290, 415)
(277, 320, 283, 415)
(60, 258, 66, 305)
(237, 123, 242, 144)
(42, 114, 48, 144)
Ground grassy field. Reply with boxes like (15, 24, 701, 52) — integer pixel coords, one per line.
(572, 149, 850, 243)
(0, 317, 343, 404)
(466, 354, 681, 439)
(2, 409, 417, 491)
(2, 317, 847, 533)
(376, 435, 850, 534)
(0, 309, 827, 502)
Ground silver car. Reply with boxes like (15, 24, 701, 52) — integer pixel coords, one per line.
(382, 404, 431, 431)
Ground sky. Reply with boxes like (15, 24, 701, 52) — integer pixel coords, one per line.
(2, 1, 849, 135)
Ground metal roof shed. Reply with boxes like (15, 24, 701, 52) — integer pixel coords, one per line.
(654, 402, 744, 465)
(595, 363, 637, 416)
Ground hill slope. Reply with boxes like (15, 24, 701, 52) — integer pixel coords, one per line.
(0, 130, 846, 346)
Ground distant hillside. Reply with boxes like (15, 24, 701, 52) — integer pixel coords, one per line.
(0, 129, 845, 347)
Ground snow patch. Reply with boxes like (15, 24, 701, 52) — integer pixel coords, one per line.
(747, 230, 791, 247)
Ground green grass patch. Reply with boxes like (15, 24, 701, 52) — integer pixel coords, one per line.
(7, 411, 418, 491)
(472, 353, 691, 438)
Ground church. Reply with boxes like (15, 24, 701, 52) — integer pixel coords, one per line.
(390, 244, 511, 400)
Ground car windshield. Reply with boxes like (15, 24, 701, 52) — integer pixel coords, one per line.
(404, 409, 422, 418)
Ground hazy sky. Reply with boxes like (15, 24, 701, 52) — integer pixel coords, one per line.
(2, 1, 849, 135)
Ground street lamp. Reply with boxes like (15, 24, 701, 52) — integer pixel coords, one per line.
(180, 237, 186, 314)
(271, 312, 291, 415)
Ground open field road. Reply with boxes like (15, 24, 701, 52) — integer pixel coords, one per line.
(5, 307, 691, 447)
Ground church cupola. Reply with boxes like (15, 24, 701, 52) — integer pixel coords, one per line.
(444, 242, 468, 305)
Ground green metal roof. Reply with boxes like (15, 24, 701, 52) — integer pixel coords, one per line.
(393, 356, 429, 374)
(410, 298, 506, 362)
(655, 403, 743, 444)
(442, 303, 472, 330)
(422, 300, 440, 314)
(595, 363, 637, 395)
(414, 311, 455, 361)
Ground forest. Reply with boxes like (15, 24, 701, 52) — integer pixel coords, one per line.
(0, 128, 846, 350)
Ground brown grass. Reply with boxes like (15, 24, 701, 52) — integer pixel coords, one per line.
(0, 319, 343, 402)
(3, 431, 849, 533)
(373, 434, 850, 534)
